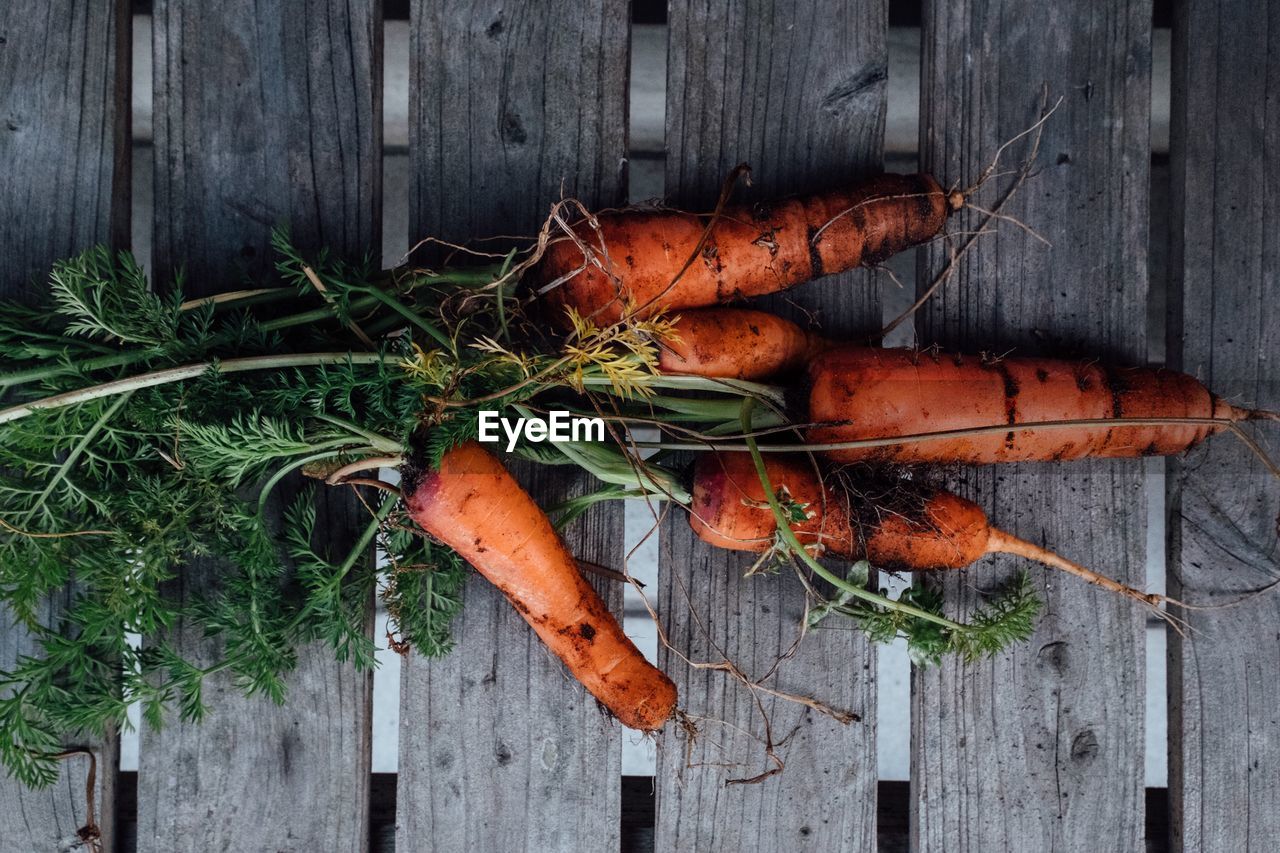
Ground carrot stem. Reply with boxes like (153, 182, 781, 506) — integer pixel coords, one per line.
(0, 351, 143, 389)
(179, 287, 293, 312)
(630, 414, 1262, 452)
(257, 448, 374, 517)
(325, 455, 404, 485)
(355, 286, 452, 349)
(18, 392, 133, 525)
(0, 353, 394, 426)
(585, 374, 787, 406)
(312, 413, 404, 454)
(258, 266, 501, 335)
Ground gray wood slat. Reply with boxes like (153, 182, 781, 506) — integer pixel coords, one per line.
(912, 2, 1151, 851)
(0, 1, 129, 849)
(395, 3, 629, 851)
(1167, 1, 1280, 850)
(137, 3, 381, 850)
(656, 2, 886, 850)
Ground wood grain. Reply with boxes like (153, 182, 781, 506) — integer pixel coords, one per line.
(150, 0, 381, 289)
(138, 3, 381, 851)
(0, 1, 128, 849)
(395, 3, 629, 850)
(912, 2, 1151, 851)
(1167, 1, 1280, 850)
(656, 2, 885, 850)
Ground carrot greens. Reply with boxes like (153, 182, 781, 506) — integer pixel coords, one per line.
(0, 237, 502, 786)
(0, 230, 774, 785)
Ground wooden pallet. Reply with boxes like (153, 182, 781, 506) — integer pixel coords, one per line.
(0, 2, 1275, 851)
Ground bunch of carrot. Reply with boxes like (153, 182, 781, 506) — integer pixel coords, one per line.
(15, 162, 1271, 792)
(396, 169, 1276, 734)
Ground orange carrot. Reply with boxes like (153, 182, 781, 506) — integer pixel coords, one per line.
(689, 451, 1162, 608)
(658, 308, 829, 380)
(539, 174, 961, 324)
(807, 346, 1277, 464)
(403, 441, 676, 731)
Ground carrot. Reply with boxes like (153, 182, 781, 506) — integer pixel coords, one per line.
(807, 345, 1278, 464)
(403, 441, 676, 731)
(539, 173, 961, 324)
(658, 308, 829, 380)
(689, 451, 1164, 610)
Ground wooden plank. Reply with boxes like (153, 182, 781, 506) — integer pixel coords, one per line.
(0, 1, 131, 295)
(0, 1, 129, 849)
(1167, 1, 1280, 850)
(137, 3, 381, 851)
(395, 3, 629, 851)
(912, 2, 1151, 851)
(656, 2, 885, 850)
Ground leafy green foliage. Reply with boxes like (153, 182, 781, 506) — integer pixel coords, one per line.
(261, 356, 420, 442)
(178, 413, 342, 487)
(816, 571, 1042, 667)
(49, 246, 179, 346)
(949, 572, 1042, 661)
(0, 235, 481, 788)
(283, 490, 382, 671)
(380, 520, 468, 658)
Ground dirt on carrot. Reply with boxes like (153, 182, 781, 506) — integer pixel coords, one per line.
(658, 307, 829, 380)
(689, 451, 1167, 612)
(538, 173, 960, 324)
(404, 441, 677, 731)
(807, 345, 1274, 464)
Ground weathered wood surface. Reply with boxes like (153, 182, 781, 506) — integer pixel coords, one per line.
(0, 1, 130, 298)
(0, 1, 129, 849)
(655, 2, 885, 850)
(1167, 1, 1280, 850)
(137, 3, 381, 851)
(912, 2, 1151, 851)
(396, 3, 629, 850)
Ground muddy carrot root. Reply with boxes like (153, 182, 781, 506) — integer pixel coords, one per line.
(539, 173, 960, 324)
(403, 441, 677, 731)
(658, 308, 829, 380)
(689, 451, 1164, 611)
(807, 345, 1271, 464)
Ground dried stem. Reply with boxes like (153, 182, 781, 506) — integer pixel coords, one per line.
(0, 517, 113, 538)
(879, 93, 1062, 340)
(631, 414, 1280, 481)
(325, 455, 404, 485)
(301, 264, 376, 347)
(50, 748, 101, 852)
